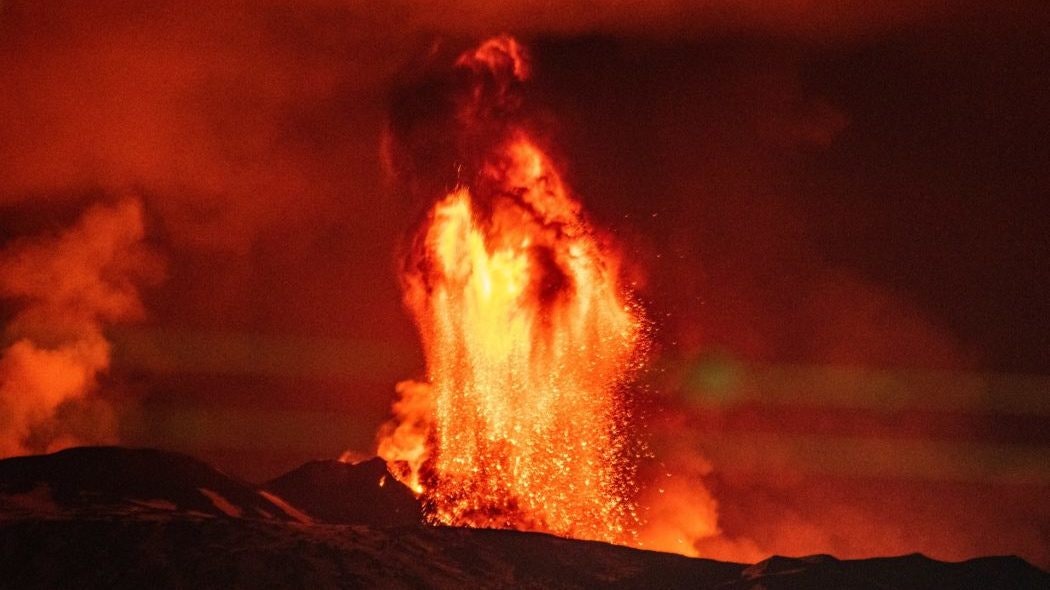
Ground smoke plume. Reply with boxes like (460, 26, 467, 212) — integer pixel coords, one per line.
(0, 198, 161, 456)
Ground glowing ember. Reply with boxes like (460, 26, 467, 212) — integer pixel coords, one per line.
(377, 36, 646, 543)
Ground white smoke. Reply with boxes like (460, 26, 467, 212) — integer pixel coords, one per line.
(0, 197, 161, 456)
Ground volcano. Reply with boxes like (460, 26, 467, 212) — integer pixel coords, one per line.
(263, 457, 420, 526)
(0, 446, 310, 522)
(0, 446, 1045, 589)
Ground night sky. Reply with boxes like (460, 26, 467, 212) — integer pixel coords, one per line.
(1, 0, 1048, 566)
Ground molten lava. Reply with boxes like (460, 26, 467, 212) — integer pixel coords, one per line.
(377, 36, 646, 543)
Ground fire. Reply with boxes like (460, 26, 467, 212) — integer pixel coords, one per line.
(377, 36, 646, 543)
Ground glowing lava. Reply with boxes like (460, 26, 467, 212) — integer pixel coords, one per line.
(377, 36, 646, 543)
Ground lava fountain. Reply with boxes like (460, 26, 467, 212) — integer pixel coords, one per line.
(377, 36, 646, 543)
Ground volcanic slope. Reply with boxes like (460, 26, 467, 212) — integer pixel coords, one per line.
(0, 447, 1046, 589)
(263, 456, 420, 526)
(0, 446, 310, 522)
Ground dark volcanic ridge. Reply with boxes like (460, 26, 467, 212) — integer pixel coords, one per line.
(263, 456, 420, 527)
(0, 446, 1046, 589)
(0, 446, 309, 522)
(0, 446, 414, 526)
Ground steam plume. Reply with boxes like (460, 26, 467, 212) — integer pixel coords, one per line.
(0, 198, 160, 457)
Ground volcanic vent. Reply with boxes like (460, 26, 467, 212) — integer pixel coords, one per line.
(376, 36, 647, 544)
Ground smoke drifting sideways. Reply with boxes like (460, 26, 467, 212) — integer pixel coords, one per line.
(0, 198, 162, 457)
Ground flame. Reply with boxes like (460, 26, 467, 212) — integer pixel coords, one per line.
(378, 36, 646, 543)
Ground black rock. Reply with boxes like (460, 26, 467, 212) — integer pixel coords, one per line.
(1, 447, 1046, 589)
(0, 446, 308, 522)
(263, 457, 421, 526)
(725, 552, 1049, 590)
(0, 518, 1046, 589)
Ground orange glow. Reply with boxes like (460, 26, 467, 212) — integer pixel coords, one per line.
(0, 198, 157, 457)
(455, 35, 531, 81)
(378, 37, 645, 544)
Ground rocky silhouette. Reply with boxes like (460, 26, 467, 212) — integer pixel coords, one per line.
(0, 447, 1045, 589)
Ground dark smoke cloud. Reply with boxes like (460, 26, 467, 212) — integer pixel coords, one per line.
(524, 31, 1049, 565)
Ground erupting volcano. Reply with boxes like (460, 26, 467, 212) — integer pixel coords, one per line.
(377, 36, 646, 543)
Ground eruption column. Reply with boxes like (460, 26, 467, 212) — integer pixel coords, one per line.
(378, 37, 645, 543)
